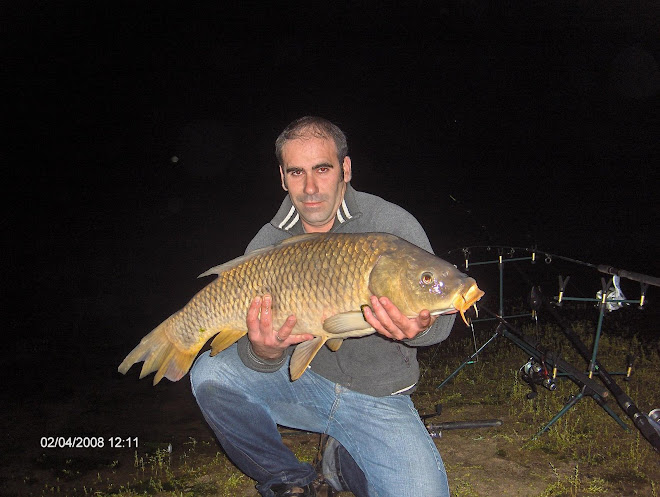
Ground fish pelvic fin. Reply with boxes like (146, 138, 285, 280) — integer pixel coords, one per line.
(118, 319, 197, 385)
(323, 310, 375, 335)
(290, 336, 326, 381)
(210, 329, 247, 356)
(325, 338, 344, 351)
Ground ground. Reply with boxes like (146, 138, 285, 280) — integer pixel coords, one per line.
(2, 316, 658, 496)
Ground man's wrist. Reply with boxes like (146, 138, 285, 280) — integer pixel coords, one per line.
(248, 341, 287, 366)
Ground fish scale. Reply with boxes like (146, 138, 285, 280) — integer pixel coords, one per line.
(118, 232, 484, 384)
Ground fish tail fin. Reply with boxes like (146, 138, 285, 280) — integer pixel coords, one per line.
(290, 336, 326, 381)
(118, 319, 197, 385)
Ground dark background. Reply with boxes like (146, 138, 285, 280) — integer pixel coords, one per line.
(2, 0, 658, 445)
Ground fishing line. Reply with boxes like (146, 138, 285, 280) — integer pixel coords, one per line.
(468, 321, 479, 364)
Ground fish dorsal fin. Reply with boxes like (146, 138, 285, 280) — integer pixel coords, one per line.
(290, 336, 326, 380)
(198, 233, 323, 278)
(323, 311, 374, 335)
(325, 338, 344, 351)
(209, 329, 247, 356)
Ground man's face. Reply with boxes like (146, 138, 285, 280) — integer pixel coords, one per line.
(279, 136, 352, 233)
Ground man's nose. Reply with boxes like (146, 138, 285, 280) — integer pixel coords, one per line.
(304, 175, 318, 194)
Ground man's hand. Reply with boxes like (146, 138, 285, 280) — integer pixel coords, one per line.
(246, 294, 314, 360)
(362, 296, 436, 341)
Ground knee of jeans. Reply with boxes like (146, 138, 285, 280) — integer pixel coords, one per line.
(191, 379, 223, 413)
(189, 351, 235, 398)
(189, 351, 210, 388)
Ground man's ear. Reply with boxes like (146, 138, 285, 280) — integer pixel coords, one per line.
(279, 165, 288, 191)
(342, 156, 352, 183)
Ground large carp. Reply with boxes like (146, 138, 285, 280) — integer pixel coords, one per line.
(118, 232, 484, 385)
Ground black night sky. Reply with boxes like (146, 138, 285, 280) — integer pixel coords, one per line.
(2, 1, 659, 489)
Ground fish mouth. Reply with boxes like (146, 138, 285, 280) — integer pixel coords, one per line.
(452, 283, 485, 326)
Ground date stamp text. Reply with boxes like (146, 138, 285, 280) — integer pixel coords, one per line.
(40, 436, 139, 449)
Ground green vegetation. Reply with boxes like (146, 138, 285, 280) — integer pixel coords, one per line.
(416, 318, 659, 496)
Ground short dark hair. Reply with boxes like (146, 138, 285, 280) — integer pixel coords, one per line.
(275, 116, 348, 165)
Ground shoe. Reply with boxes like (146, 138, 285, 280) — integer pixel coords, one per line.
(271, 477, 334, 497)
(320, 437, 368, 497)
(271, 484, 314, 497)
(321, 437, 352, 493)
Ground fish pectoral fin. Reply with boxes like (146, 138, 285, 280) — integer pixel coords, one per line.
(323, 311, 375, 335)
(290, 336, 326, 381)
(325, 338, 344, 351)
(210, 329, 247, 356)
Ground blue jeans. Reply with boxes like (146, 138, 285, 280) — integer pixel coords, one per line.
(190, 344, 450, 497)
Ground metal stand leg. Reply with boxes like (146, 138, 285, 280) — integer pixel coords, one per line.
(534, 389, 585, 439)
(440, 310, 635, 442)
(591, 394, 631, 432)
(533, 388, 631, 440)
(436, 328, 501, 390)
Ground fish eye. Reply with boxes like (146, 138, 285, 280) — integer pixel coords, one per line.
(421, 272, 434, 285)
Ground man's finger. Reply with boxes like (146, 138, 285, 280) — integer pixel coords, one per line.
(246, 296, 262, 328)
(377, 297, 410, 330)
(259, 294, 272, 330)
(373, 296, 412, 339)
(274, 315, 297, 342)
(416, 310, 431, 329)
(285, 333, 315, 345)
(370, 296, 395, 328)
(363, 302, 394, 338)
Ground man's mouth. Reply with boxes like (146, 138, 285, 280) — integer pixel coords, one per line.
(300, 197, 325, 208)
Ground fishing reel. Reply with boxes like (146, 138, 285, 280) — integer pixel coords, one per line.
(648, 409, 660, 437)
(520, 357, 556, 399)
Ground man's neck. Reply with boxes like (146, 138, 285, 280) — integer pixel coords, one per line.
(302, 219, 335, 233)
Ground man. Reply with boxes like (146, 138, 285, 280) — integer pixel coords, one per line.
(190, 116, 454, 497)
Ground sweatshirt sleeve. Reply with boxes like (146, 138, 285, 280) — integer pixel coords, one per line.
(236, 335, 290, 373)
(404, 313, 456, 347)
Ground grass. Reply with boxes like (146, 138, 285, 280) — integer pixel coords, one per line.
(416, 317, 660, 496)
(11, 315, 660, 497)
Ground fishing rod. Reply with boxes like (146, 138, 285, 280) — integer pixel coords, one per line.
(503, 261, 660, 452)
(419, 403, 503, 439)
(446, 245, 660, 288)
(597, 265, 660, 288)
(445, 245, 598, 270)
(535, 297, 660, 452)
(478, 305, 659, 451)
(439, 229, 659, 447)
(446, 194, 658, 285)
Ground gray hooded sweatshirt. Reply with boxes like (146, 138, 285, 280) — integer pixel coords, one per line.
(236, 184, 456, 396)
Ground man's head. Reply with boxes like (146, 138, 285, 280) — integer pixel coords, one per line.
(275, 116, 352, 233)
(275, 116, 348, 167)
